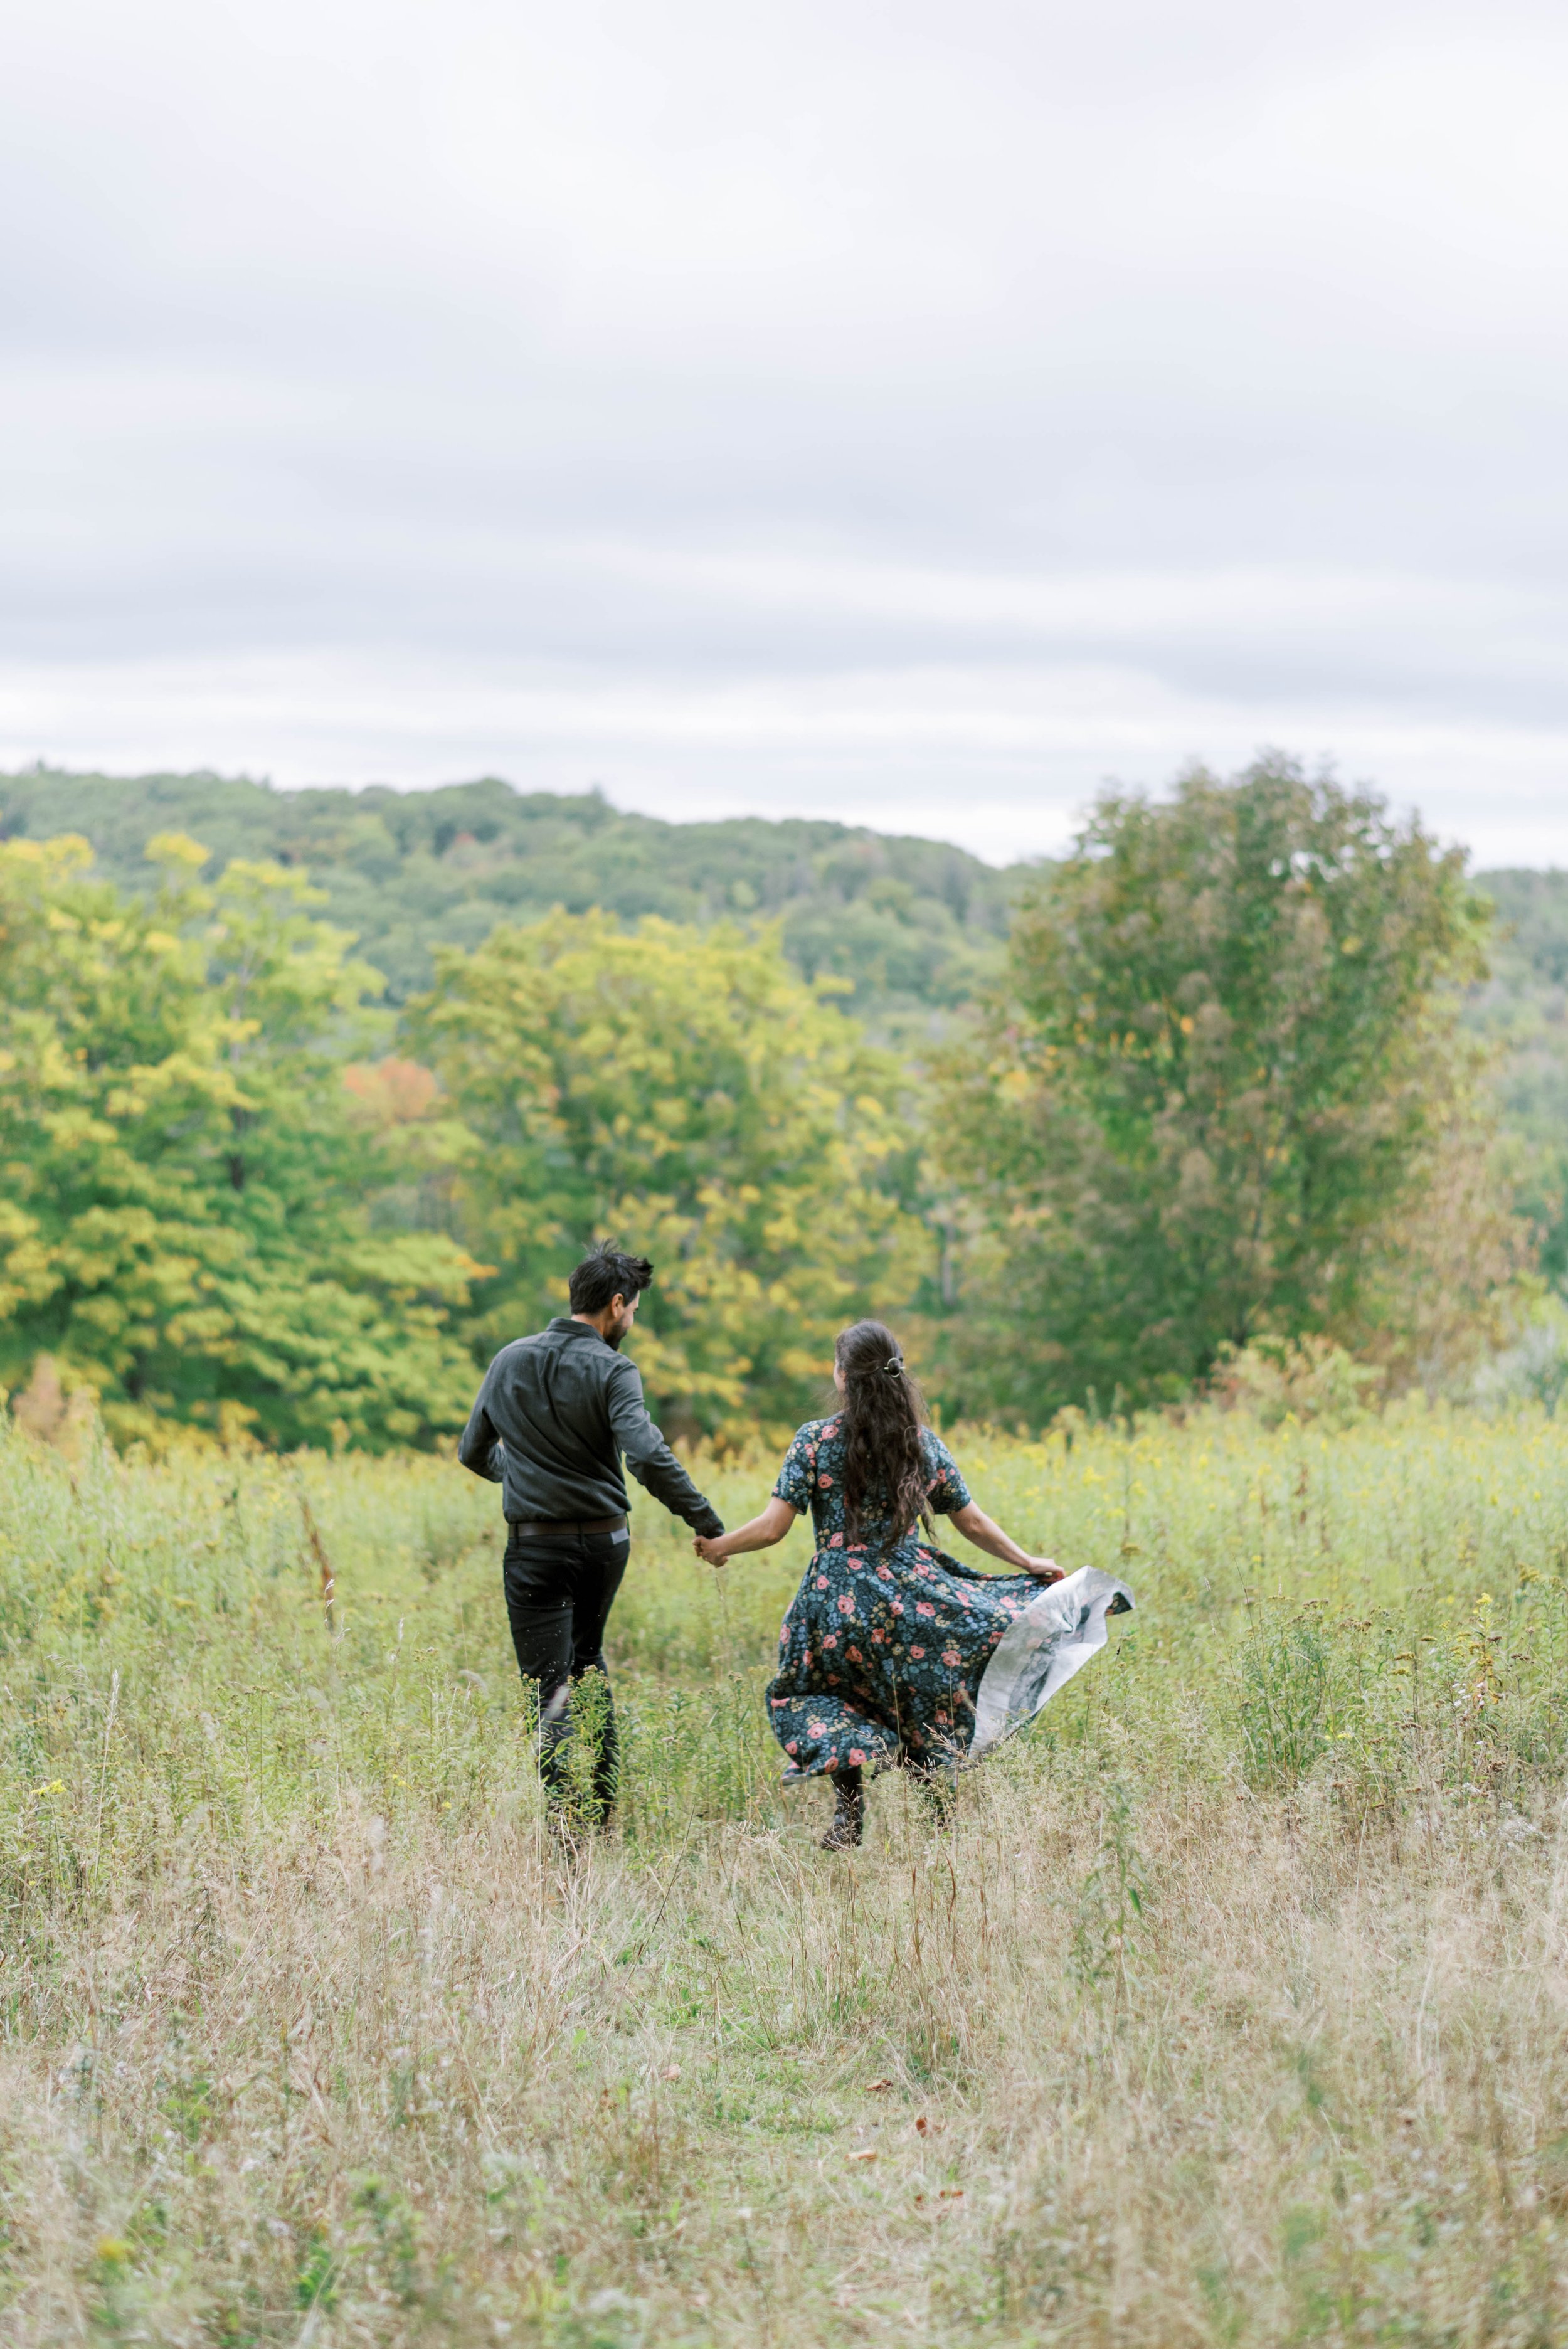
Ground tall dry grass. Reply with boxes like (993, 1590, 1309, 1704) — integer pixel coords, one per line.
(4, 1403, 1568, 2343)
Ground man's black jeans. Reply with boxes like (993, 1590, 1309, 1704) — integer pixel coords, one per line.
(502, 1525, 630, 1823)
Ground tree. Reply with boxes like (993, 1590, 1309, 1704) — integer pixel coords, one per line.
(0, 767, 1015, 1021)
(1463, 868, 1568, 1290)
(0, 835, 483, 1448)
(407, 911, 930, 1443)
(934, 756, 1523, 1421)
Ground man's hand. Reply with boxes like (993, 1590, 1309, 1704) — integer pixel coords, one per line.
(693, 1532, 728, 1567)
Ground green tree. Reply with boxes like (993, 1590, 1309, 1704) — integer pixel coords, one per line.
(1465, 868, 1568, 1288)
(0, 835, 482, 1448)
(935, 757, 1520, 1421)
(0, 766, 1015, 1024)
(408, 911, 930, 1443)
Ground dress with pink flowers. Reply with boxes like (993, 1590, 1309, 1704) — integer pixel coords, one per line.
(763, 1416, 1041, 1779)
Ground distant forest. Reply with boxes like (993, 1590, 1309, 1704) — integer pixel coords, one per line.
(3, 760, 1566, 1296)
(0, 767, 1016, 1038)
(1465, 866, 1568, 1281)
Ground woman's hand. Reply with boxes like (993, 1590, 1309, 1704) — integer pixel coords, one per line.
(694, 1496, 798, 1567)
(948, 1500, 1062, 1579)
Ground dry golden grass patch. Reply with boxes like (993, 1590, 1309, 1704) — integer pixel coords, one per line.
(4, 1409, 1568, 2341)
(9, 1771, 1568, 2344)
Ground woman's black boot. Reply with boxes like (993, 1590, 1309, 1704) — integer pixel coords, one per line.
(820, 1766, 865, 1850)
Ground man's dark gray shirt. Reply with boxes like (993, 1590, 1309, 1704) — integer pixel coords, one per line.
(458, 1317, 723, 1537)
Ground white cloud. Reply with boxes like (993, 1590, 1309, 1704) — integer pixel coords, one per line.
(1, 0, 1565, 863)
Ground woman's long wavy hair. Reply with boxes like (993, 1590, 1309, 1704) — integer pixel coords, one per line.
(835, 1319, 930, 1544)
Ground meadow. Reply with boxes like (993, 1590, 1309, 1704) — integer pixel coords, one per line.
(6, 1404, 1568, 2345)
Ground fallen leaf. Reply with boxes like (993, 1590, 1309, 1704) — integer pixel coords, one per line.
(660, 2065, 681, 2081)
(848, 2148, 878, 2163)
(914, 2116, 930, 2135)
(866, 2077, 893, 2093)
(940, 2187, 965, 2199)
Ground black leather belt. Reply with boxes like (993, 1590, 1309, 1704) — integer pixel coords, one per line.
(506, 1515, 628, 1539)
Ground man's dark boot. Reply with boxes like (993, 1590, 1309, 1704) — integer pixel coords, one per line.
(538, 1685, 586, 1855)
(538, 1673, 620, 1837)
(820, 1766, 864, 1850)
(585, 1668, 620, 1832)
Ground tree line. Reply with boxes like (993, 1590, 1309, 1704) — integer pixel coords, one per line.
(0, 765, 1013, 1032)
(0, 757, 1540, 1450)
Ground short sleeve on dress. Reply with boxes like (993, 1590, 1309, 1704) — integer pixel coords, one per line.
(922, 1431, 972, 1515)
(773, 1423, 820, 1513)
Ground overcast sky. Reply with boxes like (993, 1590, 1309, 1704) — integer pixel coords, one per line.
(4, 0, 1567, 865)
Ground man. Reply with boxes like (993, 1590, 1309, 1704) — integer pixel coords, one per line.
(458, 1244, 724, 1828)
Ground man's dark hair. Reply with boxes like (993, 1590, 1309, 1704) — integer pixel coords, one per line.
(569, 1246, 655, 1317)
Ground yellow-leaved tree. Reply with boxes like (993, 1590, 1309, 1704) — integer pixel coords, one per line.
(0, 834, 485, 1449)
(408, 912, 931, 1445)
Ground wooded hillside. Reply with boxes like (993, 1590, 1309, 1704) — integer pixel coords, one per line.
(0, 767, 1017, 1032)
(1, 763, 1564, 1438)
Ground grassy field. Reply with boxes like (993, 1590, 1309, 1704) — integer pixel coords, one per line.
(6, 1405, 1568, 2345)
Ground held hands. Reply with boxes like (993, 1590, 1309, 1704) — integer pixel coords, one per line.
(693, 1534, 728, 1568)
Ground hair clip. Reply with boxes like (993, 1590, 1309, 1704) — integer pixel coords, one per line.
(882, 1357, 904, 1377)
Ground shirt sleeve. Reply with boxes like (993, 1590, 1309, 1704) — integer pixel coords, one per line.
(457, 1383, 503, 1482)
(771, 1424, 817, 1513)
(606, 1357, 724, 1537)
(923, 1432, 972, 1515)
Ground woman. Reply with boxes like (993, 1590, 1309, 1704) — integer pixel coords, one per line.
(693, 1319, 1064, 1849)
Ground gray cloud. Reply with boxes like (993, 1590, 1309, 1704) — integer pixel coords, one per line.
(2, 0, 1567, 861)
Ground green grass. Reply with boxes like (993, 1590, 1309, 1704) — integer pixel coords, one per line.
(6, 1403, 1568, 2343)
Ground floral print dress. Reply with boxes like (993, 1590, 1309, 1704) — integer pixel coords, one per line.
(765, 1417, 1042, 1779)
